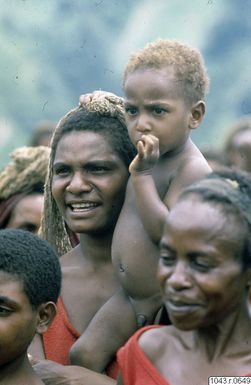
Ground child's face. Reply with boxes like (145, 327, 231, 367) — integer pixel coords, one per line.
(124, 67, 192, 156)
(158, 196, 247, 331)
(52, 130, 129, 235)
(0, 271, 38, 366)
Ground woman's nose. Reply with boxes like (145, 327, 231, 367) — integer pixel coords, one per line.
(66, 172, 92, 193)
(167, 262, 192, 291)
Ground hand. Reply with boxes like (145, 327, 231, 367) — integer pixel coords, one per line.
(33, 360, 77, 385)
(129, 134, 160, 174)
(33, 359, 115, 385)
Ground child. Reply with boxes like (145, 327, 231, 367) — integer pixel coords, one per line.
(117, 169, 251, 384)
(71, 39, 212, 374)
(0, 228, 61, 385)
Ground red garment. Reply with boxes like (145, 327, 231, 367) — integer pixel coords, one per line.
(117, 325, 170, 385)
(117, 325, 251, 385)
(42, 296, 80, 365)
(42, 296, 119, 380)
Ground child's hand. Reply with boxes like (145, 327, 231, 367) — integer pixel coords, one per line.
(129, 134, 160, 174)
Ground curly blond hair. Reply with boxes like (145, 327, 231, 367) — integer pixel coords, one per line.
(123, 39, 209, 104)
(40, 91, 135, 256)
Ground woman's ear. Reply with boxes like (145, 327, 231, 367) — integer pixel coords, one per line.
(189, 101, 205, 129)
(36, 302, 57, 334)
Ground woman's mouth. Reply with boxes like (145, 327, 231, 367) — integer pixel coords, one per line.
(68, 202, 99, 212)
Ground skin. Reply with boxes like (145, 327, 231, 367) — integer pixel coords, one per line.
(112, 66, 211, 313)
(0, 271, 46, 385)
(29, 130, 130, 360)
(72, 68, 211, 373)
(131, 197, 251, 385)
(6, 193, 44, 234)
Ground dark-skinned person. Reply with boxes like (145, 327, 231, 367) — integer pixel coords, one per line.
(28, 91, 136, 382)
(0, 228, 61, 385)
(117, 168, 251, 385)
(223, 115, 251, 173)
(0, 146, 50, 233)
(73, 38, 212, 373)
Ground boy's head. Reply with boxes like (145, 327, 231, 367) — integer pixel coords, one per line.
(0, 229, 61, 308)
(123, 40, 209, 155)
(123, 39, 209, 105)
(0, 229, 61, 366)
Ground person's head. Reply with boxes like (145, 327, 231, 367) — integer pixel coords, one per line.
(29, 120, 56, 147)
(40, 91, 136, 255)
(158, 169, 251, 331)
(123, 39, 209, 155)
(0, 146, 50, 233)
(200, 147, 227, 171)
(223, 116, 251, 172)
(0, 228, 61, 367)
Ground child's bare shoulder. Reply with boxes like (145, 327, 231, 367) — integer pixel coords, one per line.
(162, 143, 211, 207)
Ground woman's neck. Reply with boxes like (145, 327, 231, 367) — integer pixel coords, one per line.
(78, 231, 113, 264)
(194, 302, 251, 362)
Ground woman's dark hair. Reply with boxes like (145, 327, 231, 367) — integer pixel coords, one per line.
(179, 168, 251, 269)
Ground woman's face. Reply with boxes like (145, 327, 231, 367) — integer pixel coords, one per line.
(6, 194, 44, 233)
(52, 130, 129, 235)
(158, 195, 248, 330)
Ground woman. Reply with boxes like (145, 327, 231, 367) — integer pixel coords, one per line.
(117, 169, 251, 384)
(0, 146, 50, 233)
(29, 91, 136, 374)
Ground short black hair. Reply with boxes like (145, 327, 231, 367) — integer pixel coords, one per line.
(0, 229, 61, 308)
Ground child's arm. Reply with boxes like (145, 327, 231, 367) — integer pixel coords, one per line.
(129, 134, 212, 244)
(129, 134, 169, 244)
(69, 288, 137, 373)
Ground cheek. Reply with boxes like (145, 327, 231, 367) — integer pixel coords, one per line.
(108, 175, 128, 202)
(157, 261, 168, 290)
(126, 122, 136, 141)
(51, 180, 63, 203)
(197, 273, 244, 304)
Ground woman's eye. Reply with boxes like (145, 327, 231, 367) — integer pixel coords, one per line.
(160, 253, 175, 266)
(53, 167, 70, 176)
(193, 257, 214, 271)
(0, 306, 12, 316)
(88, 166, 109, 174)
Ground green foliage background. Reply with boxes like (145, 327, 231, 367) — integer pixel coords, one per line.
(1, 0, 251, 168)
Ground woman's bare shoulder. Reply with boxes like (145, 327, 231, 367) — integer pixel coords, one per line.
(60, 245, 82, 267)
